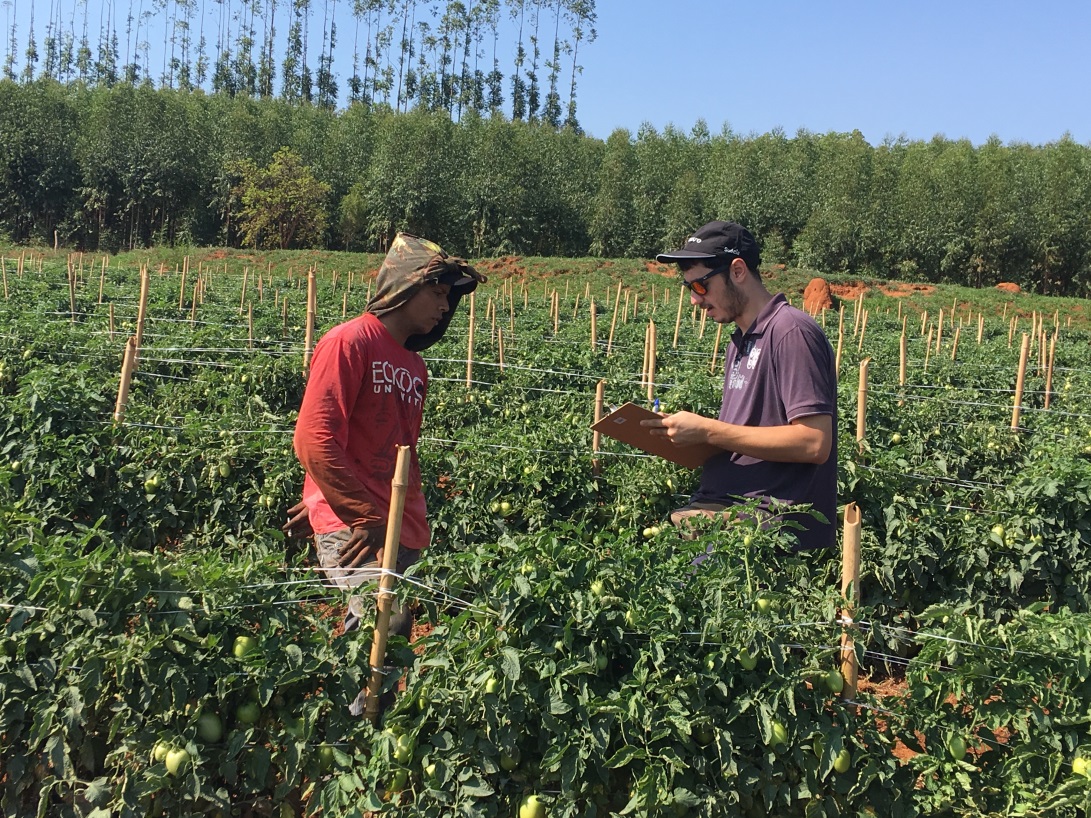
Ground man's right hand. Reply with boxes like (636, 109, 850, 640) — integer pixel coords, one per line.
(338, 525, 386, 569)
(282, 501, 313, 538)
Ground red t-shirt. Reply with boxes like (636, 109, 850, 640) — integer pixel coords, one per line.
(294, 312, 429, 550)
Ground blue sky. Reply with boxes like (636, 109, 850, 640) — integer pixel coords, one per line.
(5, 0, 1090, 147)
(578, 0, 1091, 146)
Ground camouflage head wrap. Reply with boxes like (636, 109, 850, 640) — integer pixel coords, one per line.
(366, 233, 486, 352)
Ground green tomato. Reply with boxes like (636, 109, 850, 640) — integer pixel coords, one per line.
(164, 747, 191, 776)
(318, 743, 336, 772)
(737, 650, 758, 671)
(484, 677, 501, 695)
(824, 668, 845, 694)
(9, 460, 20, 474)
(218, 462, 232, 478)
(196, 712, 223, 743)
(767, 720, 788, 748)
(590, 580, 605, 597)
(500, 501, 513, 515)
(693, 723, 715, 746)
(755, 595, 772, 613)
(236, 701, 261, 725)
(519, 794, 546, 818)
(500, 748, 521, 770)
(947, 734, 967, 761)
(232, 635, 259, 659)
(394, 734, 415, 764)
(388, 767, 409, 792)
(833, 747, 852, 773)
(991, 524, 1005, 539)
(891, 433, 902, 444)
(152, 741, 170, 763)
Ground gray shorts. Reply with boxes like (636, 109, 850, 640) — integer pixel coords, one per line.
(314, 527, 423, 632)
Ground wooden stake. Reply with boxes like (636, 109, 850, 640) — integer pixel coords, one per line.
(282, 297, 289, 336)
(497, 327, 505, 372)
(465, 292, 476, 389)
(856, 310, 868, 352)
(178, 261, 188, 310)
(248, 302, 254, 350)
(920, 311, 928, 336)
(97, 257, 106, 304)
(108, 302, 115, 339)
(699, 309, 707, 338)
(238, 267, 249, 314)
(134, 266, 150, 367)
(710, 323, 723, 375)
(190, 283, 199, 324)
(856, 358, 870, 447)
(363, 445, 411, 725)
(840, 502, 861, 701)
(977, 314, 984, 344)
(646, 321, 657, 403)
(1044, 332, 1057, 410)
(303, 270, 316, 375)
(67, 256, 77, 322)
(899, 333, 907, 387)
(592, 380, 605, 476)
(924, 327, 933, 371)
(949, 326, 961, 361)
(1011, 333, 1030, 430)
(1, 256, 7, 299)
(113, 336, 139, 424)
(834, 331, 843, 380)
(672, 287, 685, 348)
(590, 298, 597, 351)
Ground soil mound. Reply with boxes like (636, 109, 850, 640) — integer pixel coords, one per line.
(803, 277, 835, 313)
(996, 282, 1021, 294)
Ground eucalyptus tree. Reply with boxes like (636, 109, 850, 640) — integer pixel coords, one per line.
(563, 0, 593, 131)
(589, 127, 637, 257)
(509, 0, 526, 119)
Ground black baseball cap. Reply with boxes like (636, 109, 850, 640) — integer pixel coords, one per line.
(656, 221, 761, 271)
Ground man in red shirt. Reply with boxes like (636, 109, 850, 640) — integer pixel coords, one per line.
(286, 233, 483, 710)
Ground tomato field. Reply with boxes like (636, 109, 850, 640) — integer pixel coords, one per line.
(3, 249, 1091, 817)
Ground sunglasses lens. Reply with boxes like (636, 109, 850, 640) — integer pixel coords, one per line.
(691, 280, 707, 296)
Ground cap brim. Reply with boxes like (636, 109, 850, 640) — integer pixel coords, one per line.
(655, 250, 719, 263)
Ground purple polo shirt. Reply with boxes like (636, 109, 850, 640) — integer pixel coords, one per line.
(692, 294, 838, 550)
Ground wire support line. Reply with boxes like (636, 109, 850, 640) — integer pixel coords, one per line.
(850, 463, 1007, 491)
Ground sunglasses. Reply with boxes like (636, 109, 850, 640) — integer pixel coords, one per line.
(681, 263, 732, 296)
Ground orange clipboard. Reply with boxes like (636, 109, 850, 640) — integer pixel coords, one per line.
(591, 402, 719, 469)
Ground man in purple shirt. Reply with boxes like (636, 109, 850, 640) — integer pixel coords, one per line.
(641, 221, 838, 550)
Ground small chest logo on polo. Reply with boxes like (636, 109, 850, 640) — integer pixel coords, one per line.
(728, 340, 761, 389)
(372, 360, 424, 407)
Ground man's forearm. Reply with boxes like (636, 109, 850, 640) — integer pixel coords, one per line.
(296, 435, 381, 529)
(702, 416, 832, 464)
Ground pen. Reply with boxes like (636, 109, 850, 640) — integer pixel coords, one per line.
(653, 398, 660, 413)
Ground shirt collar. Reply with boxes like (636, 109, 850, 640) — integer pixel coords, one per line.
(733, 293, 788, 340)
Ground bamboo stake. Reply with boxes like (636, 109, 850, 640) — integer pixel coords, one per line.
(497, 327, 505, 372)
(710, 323, 723, 375)
(239, 267, 249, 314)
(248, 302, 254, 350)
(647, 321, 657, 403)
(572, 292, 580, 321)
(641, 321, 650, 389)
(834, 331, 843, 379)
(552, 291, 560, 335)
(67, 256, 77, 322)
(1044, 332, 1057, 410)
(190, 283, 199, 324)
(466, 292, 476, 389)
(838, 303, 845, 340)
(281, 297, 289, 336)
(98, 257, 106, 304)
(589, 298, 597, 351)
(920, 311, 928, 336)
(178, 260, 188, 310)
(303, 270, 317, 375)
(134, 266, 150, 367)
(108, 302, 115, 339)
(899, 333, 907, 387)
(1, 256, 7, 299)
(672, 286, 685, 348)
(840, 502, 861, 700)
(592, 380, 605, 476)
(977, 314, 984, 344)
(699, 308, 707, 338)
(342, 290, 348, 318)
(950, 326, 961, 361)
(923, 327, 933, 370)
(113, 336, 139, 424)
(852, 295, 862, 337)
(363, 445, 411, 725)
(1011, 334, 1030, 430)
(1008, 315, 1016, 347)
(856, 359, 870, 447)
(856, 310, 868, 352)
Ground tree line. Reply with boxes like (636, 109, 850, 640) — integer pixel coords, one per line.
(3, 0, 595, 128)
(2, 79, 1091, 295)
